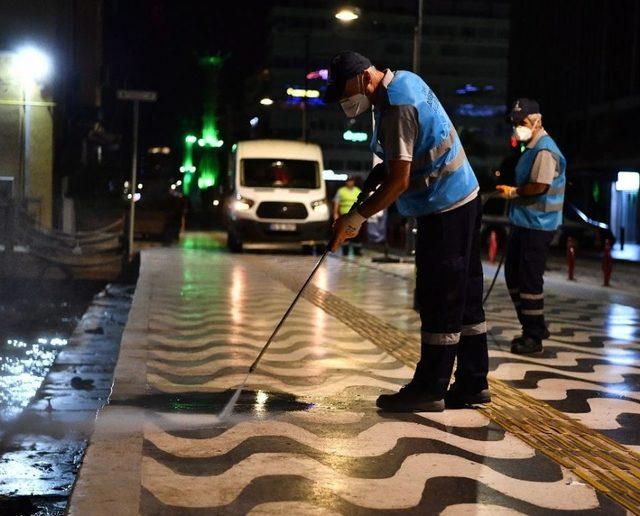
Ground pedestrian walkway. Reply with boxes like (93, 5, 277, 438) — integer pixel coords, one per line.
(325, 256, 640, 454)
(68, 248, 639, 514)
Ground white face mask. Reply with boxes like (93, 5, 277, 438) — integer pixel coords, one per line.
(340, 75, 371, 118)
(514, 125, 533, 142)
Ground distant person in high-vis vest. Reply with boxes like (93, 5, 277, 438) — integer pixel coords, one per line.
(332, 176, 362, 256)
(496, 98, 566, 355)
(324, 51, 489, 412)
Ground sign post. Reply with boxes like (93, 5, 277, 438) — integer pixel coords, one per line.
(117, 89, 157, 260)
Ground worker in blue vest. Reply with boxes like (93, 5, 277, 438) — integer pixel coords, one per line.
(324, 51, 489, 412)
(496, 98, 566, 354)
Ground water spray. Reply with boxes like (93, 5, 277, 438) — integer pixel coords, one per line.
(218, 251, 329, 420)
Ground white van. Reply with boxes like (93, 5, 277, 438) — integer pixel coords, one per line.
(224, 139, 330, 252)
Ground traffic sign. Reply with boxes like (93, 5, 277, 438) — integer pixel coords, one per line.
(117, 90, 157, 102)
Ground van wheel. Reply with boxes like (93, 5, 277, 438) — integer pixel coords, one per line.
(227, 231, 243, 253)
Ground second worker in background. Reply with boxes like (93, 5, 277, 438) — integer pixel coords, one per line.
(496, 98, 566, 355)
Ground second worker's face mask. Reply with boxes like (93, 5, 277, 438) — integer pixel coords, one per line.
(514, 125, 533, 142)
(340, 74, 371, 118)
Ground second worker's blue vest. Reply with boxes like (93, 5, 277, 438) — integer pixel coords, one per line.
(371, 71, 478, 216)
(509, 134, 566, 231)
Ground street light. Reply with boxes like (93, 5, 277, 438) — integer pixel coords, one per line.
(260, 97, 274, 106)
(335, 6, 360, 22)
(12, 46, 52, 86)
(10, 45, 53, 202)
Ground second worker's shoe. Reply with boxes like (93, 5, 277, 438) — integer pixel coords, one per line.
(511, 335, 543, 354)
(511, 327, 550, 347)
(445, 384, 491, 409)
(376, 383, 444, 412)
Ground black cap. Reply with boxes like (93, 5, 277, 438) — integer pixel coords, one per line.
(323, 51, 372, 103)
(507, 98, 541, 124)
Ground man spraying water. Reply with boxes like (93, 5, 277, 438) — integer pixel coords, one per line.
(325, 51, 489, 412)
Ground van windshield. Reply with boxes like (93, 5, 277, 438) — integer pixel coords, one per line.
(241, 159, 319, 189)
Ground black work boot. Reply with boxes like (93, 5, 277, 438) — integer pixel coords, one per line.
(376, 383, 444, 412)
(445, 384, 491, 409)
(511, 327, 550, 347)
(511, 335, 543, 354)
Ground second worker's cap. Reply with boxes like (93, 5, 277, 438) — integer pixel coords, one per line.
(507, 98, 540, 124)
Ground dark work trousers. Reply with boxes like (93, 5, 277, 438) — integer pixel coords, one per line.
(504, 226, 554, 340)
(413, 197, 488, 398)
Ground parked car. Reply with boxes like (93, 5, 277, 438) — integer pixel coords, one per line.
(480, 193, 615, 251)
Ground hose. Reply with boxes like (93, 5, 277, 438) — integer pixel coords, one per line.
(481, 195, 511, 306)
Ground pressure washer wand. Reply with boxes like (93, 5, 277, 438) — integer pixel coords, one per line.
(248, 250, 329, 373)
(248, 164, 386, 374)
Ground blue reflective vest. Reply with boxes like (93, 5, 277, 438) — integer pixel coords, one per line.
(371, 71, 478, 217)
(509, 134, 566, 231)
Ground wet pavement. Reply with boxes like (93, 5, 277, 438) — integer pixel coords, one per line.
(0, 282, 132, 514)
(0, 279, 101, 428)
(67, 243, 640, 514)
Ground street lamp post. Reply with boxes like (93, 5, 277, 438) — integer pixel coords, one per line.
(12, 46, 52, 201)
(302, 34, 310, 141)
(412, 0, 424, 74)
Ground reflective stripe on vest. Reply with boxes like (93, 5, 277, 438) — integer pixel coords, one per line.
(410, 124, 457, 171)
(407, 143, 468, 193)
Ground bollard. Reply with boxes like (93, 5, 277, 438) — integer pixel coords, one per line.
(488, 229, 498, 264)
(566, 236, 575, 280)
(602, 238, 613, 287)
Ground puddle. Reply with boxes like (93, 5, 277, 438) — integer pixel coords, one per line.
(112, 389, 315, 416)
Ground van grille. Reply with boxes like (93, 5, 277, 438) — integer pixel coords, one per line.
(256, 202, 308, 220)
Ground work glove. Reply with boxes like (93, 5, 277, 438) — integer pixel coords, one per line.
(496, 184, 519, 199)
(328, 163, 383, 252)
(329, 210, 366, 252)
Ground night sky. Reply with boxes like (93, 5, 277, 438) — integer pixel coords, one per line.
(103, 0, 273, 150)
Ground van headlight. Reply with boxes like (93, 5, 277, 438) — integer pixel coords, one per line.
(233, 196, 254, 211)
(311, 198, 328, 214)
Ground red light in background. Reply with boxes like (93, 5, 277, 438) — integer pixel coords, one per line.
(306, 69, 329, 80)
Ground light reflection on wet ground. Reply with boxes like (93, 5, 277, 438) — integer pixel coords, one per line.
(0, 337, 68, 423)
(0, 280, 101, 429)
